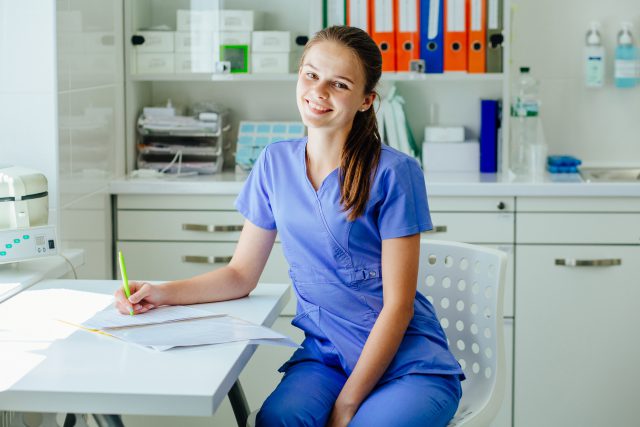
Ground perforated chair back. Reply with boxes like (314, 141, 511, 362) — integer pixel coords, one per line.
(418, 240, 507, 427)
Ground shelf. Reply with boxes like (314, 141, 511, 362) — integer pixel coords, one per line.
(130, 72, 505, 83)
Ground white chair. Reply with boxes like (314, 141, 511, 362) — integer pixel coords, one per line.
(247, 239, 507, 427)
(418, 239, 507, 427)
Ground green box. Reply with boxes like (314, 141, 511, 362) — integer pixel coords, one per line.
(220, 45, 249, 74)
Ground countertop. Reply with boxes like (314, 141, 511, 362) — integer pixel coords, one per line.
(109, 171, 640, 197)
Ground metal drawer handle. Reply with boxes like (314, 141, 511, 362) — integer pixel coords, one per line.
(182, 224, 243, 233)
(425, 225, 448, 233)
(555, 258, 622, 267)
(182, 255, 233, 264)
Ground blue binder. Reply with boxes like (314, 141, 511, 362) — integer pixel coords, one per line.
(419, 0, 444, 73)
(480, 99, 500, 173)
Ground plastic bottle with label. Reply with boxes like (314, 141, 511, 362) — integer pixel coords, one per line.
(614, 22, 638, 88)
(585, 22, 605, 88)
(510, 67, 546, 178)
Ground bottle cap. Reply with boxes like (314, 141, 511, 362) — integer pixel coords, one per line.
(618, 22, 634, 45)
(586, 22, 601, 45)
(520, 66, 530, 73)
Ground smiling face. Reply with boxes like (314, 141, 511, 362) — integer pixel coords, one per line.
(296, 41, 375, 136)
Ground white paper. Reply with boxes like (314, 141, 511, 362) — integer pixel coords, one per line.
(106, 315, 299, 351)
(82, 305, 223, 330)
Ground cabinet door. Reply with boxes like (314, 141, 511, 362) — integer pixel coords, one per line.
(514, 245, 640, 427)
(425, 212, 514, 243)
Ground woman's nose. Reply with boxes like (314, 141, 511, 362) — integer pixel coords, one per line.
(310, 80, 329, 99)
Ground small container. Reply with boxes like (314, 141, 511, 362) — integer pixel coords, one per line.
(584, 22, 605, 88)
(614, 22, 639, 88)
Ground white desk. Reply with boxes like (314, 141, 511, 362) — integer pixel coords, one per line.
(0, 279, 290, 426)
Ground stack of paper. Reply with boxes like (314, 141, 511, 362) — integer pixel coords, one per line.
(72, 305, 298, 351)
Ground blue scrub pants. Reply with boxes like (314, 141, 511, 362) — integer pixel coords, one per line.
(256, 360, 461, 427)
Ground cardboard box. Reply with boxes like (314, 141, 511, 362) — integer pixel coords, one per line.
(422, 141, 480, 172)
(176, 10, 219, 32)
(134, 31, 174, 53)
(136, 53, 174, 74)
(251, 52, 293, 74)
(174, 32, 217, 53)
(220, 10, 261, 31)
(252, 31, 291, 52)
(174, 53, 215, 73)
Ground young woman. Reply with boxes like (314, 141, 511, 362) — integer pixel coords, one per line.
(115, 26, 463, 427)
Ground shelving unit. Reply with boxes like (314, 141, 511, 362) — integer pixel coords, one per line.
(123, 0, 511, 174)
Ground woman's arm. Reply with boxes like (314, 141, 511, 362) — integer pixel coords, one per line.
(114, 220, 277, 313)
(329, 233, 420, 424)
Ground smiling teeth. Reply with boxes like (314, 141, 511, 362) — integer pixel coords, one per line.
(308, 101, 329, 112)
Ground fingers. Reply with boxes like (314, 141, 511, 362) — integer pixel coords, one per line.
(114, 288, 134, 315)
(128, 282, 151, 304)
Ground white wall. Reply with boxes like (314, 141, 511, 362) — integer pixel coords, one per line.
(0, 0, 59, 225)
(511, 0, 640, 166)
(57, 0, 124, 278)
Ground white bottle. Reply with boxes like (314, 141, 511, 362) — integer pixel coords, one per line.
(585, 22, 605, 88)
(510, 67, 541, 176)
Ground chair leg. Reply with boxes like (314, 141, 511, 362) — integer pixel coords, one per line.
(228, 380, 250, 427)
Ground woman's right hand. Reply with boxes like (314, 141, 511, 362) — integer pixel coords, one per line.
(114, 281, 165, 315)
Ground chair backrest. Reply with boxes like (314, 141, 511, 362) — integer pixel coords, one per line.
(418, 240, 507, 427)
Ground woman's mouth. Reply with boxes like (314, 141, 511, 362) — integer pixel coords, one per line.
(306, 100, 332, 114)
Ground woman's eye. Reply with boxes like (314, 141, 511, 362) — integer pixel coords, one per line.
(306, 72, 317, 79)
(333, 82, 348, 89)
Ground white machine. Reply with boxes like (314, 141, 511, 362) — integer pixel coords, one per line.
(0, 165, 57, 263)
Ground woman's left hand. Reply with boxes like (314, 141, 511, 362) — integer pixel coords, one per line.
(327, 402, 357, 427)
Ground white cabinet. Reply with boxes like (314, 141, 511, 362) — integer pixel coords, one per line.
(514, 198, 640, 427)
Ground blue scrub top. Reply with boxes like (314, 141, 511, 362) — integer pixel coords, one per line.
(235, 138, 463, 383)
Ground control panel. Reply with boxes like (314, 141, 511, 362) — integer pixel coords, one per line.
(0, 225, 57, 264)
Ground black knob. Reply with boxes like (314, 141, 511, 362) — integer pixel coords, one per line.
(131, 35, 145, 45)
(497, 201, 506, 210)
(295, 36, 309, 46)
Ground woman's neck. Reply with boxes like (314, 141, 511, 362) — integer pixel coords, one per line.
(306, 126, 350, 171)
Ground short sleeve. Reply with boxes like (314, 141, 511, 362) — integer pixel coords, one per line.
(377, 157, 432, 239)
(234, 148, 277, 230)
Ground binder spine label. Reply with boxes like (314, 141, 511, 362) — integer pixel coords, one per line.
(428, 0, 441, 39)
(488, 0, 499, 29)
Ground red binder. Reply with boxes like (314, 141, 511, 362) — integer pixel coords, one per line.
(467, 0, 486, 73)
(395, 0, 420, 71)
(371, 0, 396, 72)
(443, 0, 467, 72)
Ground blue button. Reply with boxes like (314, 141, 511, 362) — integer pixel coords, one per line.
(5, 244, 12, 249)
(14, 239, 20, 244)
(23, 235, 30, 240)
(0, 251, 6, 256)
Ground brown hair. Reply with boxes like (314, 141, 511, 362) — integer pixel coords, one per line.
(301, 26, 382, 221)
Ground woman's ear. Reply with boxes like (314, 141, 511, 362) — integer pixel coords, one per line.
(360, 92, 376, 112)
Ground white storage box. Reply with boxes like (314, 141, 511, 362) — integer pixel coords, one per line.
(220, 31, 251, 46)
(134, 31, 174, 53)
(424, 126, 465, 143)
(175, 53, 215, 73)
(137, 53, 174, 74)
(176, 10, 219, 32)
(422, 141, 480, 172)
(174, 32, 217, 53)
(220, 10, 261, 31)
(252, 31, 291, 52)
(252, 53, 293, 74)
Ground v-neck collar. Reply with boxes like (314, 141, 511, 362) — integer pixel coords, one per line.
(303, 139, 339, 195)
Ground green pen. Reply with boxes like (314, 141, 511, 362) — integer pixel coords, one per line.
(118, 250, 134, 316)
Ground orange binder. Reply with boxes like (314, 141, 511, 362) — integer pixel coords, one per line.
(443, 0, 467, 72)
(467, 0, 486, 73)
(371, 0, 396, 72)
(395, 0, 420, 71)
(347, 0, 370, 32)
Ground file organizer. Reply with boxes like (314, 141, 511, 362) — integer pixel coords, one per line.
(235, 121, 305, 171)
(136, 108, 229, 175)
(420, 0, 444, 73)
(443, 0, 467, 72)
(395, 0, 420, 71)
(486, 0, 504, 73)
(480, 99, 500, 173)
(467, 0, 486, 73)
